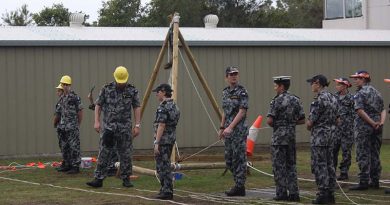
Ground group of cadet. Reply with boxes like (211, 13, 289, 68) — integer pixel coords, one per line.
(54, 65, 389, 202)
(265, 70, 388, 204)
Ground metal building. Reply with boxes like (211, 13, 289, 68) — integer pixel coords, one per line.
(1, 26, 390, 156)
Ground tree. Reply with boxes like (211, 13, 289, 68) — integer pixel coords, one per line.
(280, 0, 323, 28)
(139, 0, 208, 27)
(33, 3, 71, 26)
(98, 0, 140, 26)
(1, 4, 33, 26)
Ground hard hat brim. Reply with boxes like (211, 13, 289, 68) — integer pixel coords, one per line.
(115, 76, 128, 84)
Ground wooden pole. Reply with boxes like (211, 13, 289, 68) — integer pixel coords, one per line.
(170, 13, 180, 163)
(173, 162, 226, 171)
(140, 33, 169, 118)
(178, 31, 223, 121)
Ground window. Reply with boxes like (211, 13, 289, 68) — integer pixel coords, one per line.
(325, 0, 363, 19)
(345, 0, 363, 18)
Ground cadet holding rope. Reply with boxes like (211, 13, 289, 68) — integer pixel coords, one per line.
(218, 66, 249, 197)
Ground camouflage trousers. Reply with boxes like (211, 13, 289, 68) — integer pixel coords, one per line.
(355, 126, 382, 184)
(224, 136, 247, 188)
(98, 137, 119, 171)
(271, 144, 299, 196)
(155, 144, 174, 194)
(311, 146, 336, 194)
(333, 132, 353, 175)
(57, 129, 69, 166)
(94, 129, 133, 180)
(58, 128, 81, 168)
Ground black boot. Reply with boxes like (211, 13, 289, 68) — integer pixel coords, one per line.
(225, 186, 245, 196)
(273, 192, 288, 201)
(349, 182, 368, 191)
(337, 173, 348, 181)
(55, 161, 67, 171)
(57, 165, 71, 172)
(122, 178, 134, 188)
(86, 178, 103, 188)
(328, 191, 335, 204)
(288, 194, 300, 202)
(66, 167, 80, 174)
(369, 181, 379, 189)
(312, 193, 328, 204)
(385, 189, 390, 194)
(155, 192, 173, 200)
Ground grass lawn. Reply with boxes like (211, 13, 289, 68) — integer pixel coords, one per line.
(1, 143, 390, 204)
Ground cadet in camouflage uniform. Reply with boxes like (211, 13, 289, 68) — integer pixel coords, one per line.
(384, 78, 390, 195)
(152, 83, 180, 200)
(267, 76, 305, 202)
(349, 70, 386, 191)
(53, 84, 68, 171)
(332, 78, 355, 181)
(87, 66, 141, 188)
(57, 75, 83, 174)
(218, 66, 248, 197)
(306, 75, 338, 204)
(87, 91, 118, 177)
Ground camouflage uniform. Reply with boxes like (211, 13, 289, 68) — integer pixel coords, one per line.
(353, 84, 384, 185)
(57, 91, 83, 169)
(89, 104, 118, 175)
(267, 91, 305, 198)
(94, 82, 140, 180)
(55, 98, 69, 167)
(309, 90, 338, 197)
(222, 84, 249, 188)
(333, 91, 355, 176)
(154, 99, 180, 195)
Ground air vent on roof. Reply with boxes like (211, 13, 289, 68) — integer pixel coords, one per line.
(204, 14, 219, 28)
(69, 13, 85, 27)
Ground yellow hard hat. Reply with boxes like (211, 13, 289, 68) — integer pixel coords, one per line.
(60, 75, 72, 85)
(113, 66, 129, 83)
(55, 83, 64, 90)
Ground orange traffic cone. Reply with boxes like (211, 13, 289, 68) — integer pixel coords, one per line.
(246, 115, 263, 156)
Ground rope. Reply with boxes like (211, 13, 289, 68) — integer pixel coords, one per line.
(179, 49, 219, 134)
(178, 139, 222, 162)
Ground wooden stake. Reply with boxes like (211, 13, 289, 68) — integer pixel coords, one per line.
(140, 33, 169, 118)
(170, 13, 180, 163)
(178, 31, 223, 121)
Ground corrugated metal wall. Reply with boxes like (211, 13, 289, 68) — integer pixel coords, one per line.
(0, 46, 389, 156)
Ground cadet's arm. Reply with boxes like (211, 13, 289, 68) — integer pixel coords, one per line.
(297, 118, 305, 125)
(53, 115, 60, 127)
(133, 106, 141, 125)
(78, 110, 83, 125)
(380, 109, 386, 126)
(356, 109, 377, 128)
(266, 116, 273, 127)
(155, 123, 166, 144)
(227, 108, 246, 130)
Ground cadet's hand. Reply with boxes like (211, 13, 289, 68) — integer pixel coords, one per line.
(94, 121, 101, 133)
(222, 127, 233, 137)
(218, 129, 224, 139)
(306, 120, 313, 131)
(132, 127, 140, 138)
(154, 144, 160, 155)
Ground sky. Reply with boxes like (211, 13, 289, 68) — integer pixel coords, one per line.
(0, 0, 150, 24)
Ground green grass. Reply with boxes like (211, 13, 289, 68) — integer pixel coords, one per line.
(1, 144, 390, 204)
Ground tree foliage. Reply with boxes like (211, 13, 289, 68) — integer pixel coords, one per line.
(98, 0, 140, 26)
(33, 4, 71, 26)
(1, 4, 33, 26)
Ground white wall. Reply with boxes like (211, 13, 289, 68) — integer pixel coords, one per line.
(323, 0, 390, 29)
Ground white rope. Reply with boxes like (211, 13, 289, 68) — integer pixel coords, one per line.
(336, 181, 359, 205)
(179, 139, 222, 162)
(179, 49, 219, 134)
(175, 141, 181, 160)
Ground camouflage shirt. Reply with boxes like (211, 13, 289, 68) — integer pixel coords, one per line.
(222, 84, 249, 136)
(267, 91, 305, 145)
(335, 91, 355, 130)
(54, 98, 62, 128)
(308, 89, 338, 146)
(57, 91, 83, 131)
(96, 82, 140, 131)
(353, 84, 384, 126)
(153, 99, 180, 145)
